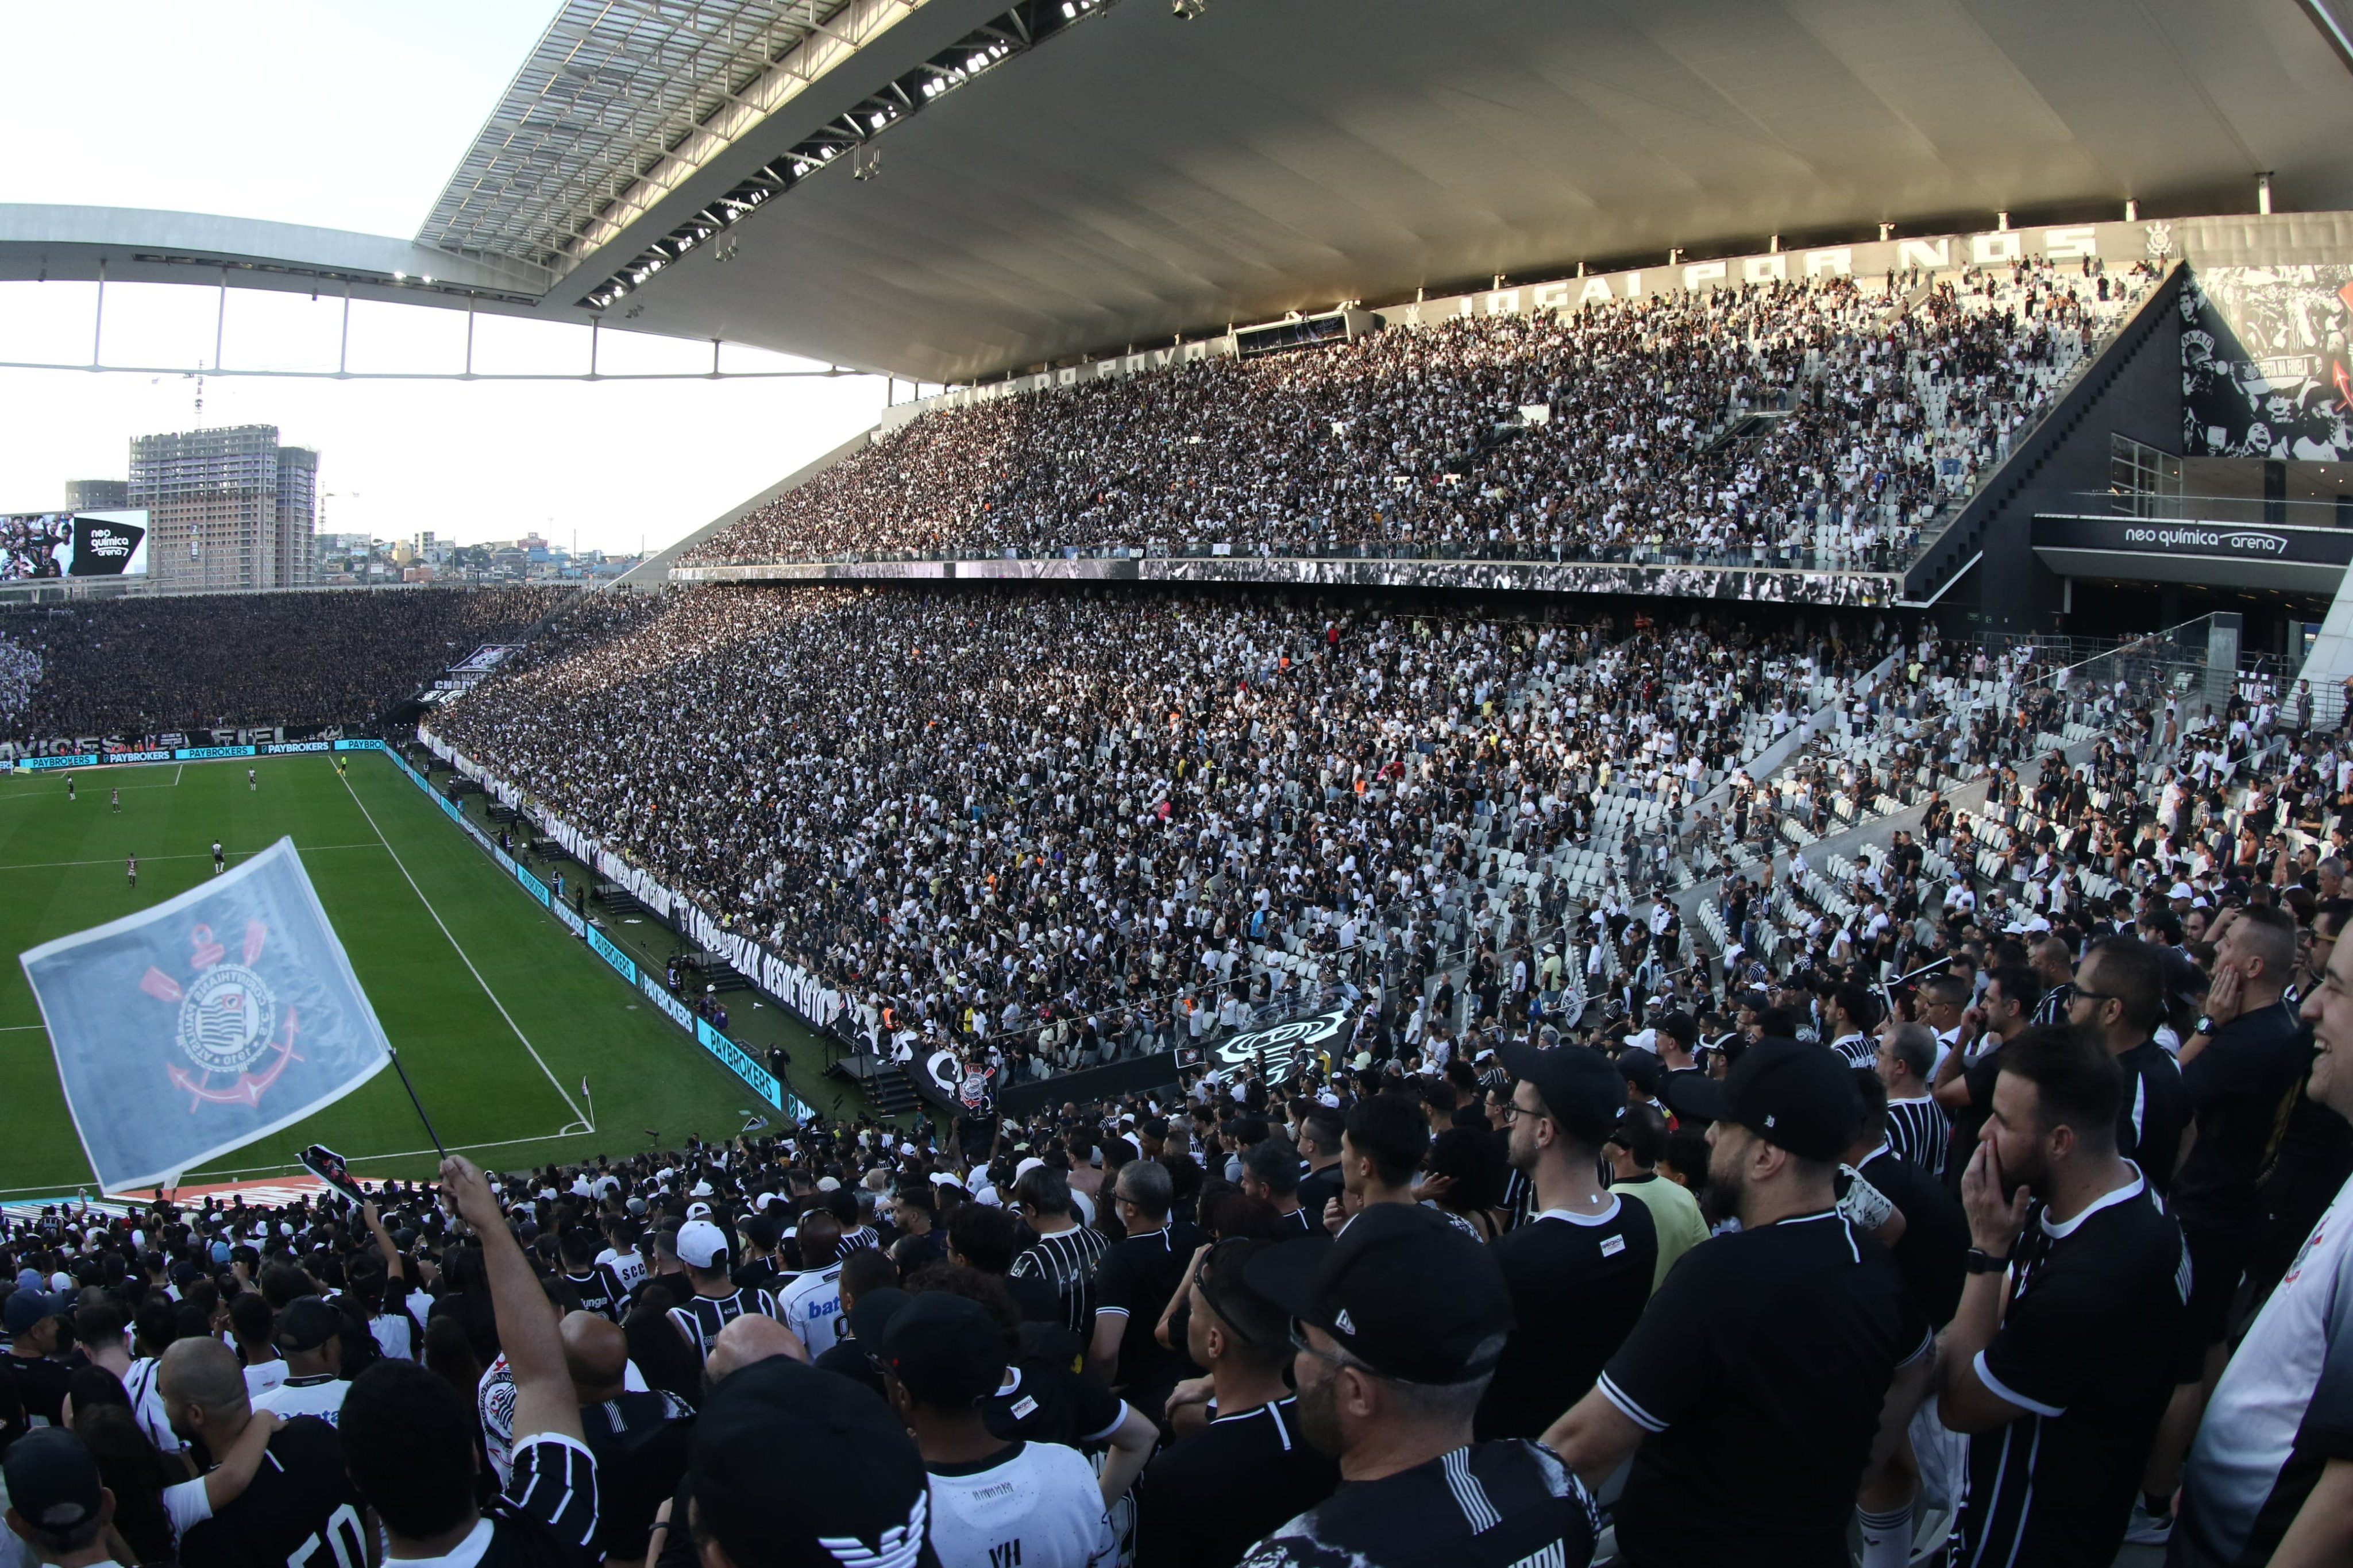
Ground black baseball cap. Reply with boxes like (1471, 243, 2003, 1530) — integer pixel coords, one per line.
(1245, 1203, 1513, 1385)
(691, 1357, 929, 1568)
(3, 1288, 65, 1335)
(1660, 1037, 1861, 1161)
(273, 1296, 341, 1353)
(1498, 1042, 1625, 1143)
(2, 1428, 103, 1538)
(870, 1291, 1005, 1407)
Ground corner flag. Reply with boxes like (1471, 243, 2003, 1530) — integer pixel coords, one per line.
(20, 837, 394, 1193)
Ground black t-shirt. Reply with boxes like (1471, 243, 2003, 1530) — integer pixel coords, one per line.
(1474, 1199, 1656, 1441)
(1136, 1398, 1340, 1568)
(1596, 1210, 1931, 1567)
(2177, 1001, 2306, 1229)
(563, 1266, 628, 1323)
(580, 1393, 693, 1561)
(179, 1416, 371, 1568)
(1235, 1439, 1594, 1568)
(985, 1355, 1126, 1449)
(813, 1337, 887, 1401)
(1853, 1145, 1968, 1329)
(1296, 1165, 1345, 1228)
(2113, 1039, 2191, 1195)
(0, 1350, 72, 1441)
(1093, 1220, 1204, 1391)
(448, 1436, 603, 1568)
(1953, 1168, 2189, 1567)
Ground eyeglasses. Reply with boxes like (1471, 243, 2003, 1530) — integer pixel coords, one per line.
(2069, 989, 2121, 1007)
(1495, 1100, 1545, 1123)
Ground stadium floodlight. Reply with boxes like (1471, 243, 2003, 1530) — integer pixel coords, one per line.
(1172, 0, 1210, 16)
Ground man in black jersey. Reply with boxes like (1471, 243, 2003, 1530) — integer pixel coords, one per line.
(666, 1219, 780, 1364)
(2, 1291, 72, 1444)
(1291, 1109, 1347, 1226)
(1875, 1024, 1950, 1179)
(2, 1428, 115, 1568)
(1010, 1167, 1109, 1341)
(1239, 1141, 1318, 1235)
(1479, 1042, 1655, 1440)
(1136, 1239, 1339, 1568)
(1937, 1026, 2189, 1567)
(2066, 936, 2191, 1192)
(1088, 1160, 1202, 1409)
(159, 1335, 365, 1568)
(563, 1312, 691, 1563)
(557, 1230, 626, 1323)
(1546, 1038, 1933, 1567)
(341, 1155, 598, 1568)
(1237, 1204, 1597, 1568)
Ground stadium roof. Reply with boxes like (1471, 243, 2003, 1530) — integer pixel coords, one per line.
(6, 0, 2353, 383)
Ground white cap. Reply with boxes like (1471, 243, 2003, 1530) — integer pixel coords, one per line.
(752, 1192, 780, 1214)
(690, 1179, 715, 1197)
(816, 1176, 841, 1192)
(2168, 882, 2193, 899)
(675, 1219, 729, 1269)
(685, 1201, 713, 1221)
(1013, 1156, 1048, 1182)
(928, 1171, 964, 1191)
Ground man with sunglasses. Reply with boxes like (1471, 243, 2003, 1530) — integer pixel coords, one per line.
(1237, 1205, 1596, 1568)
(1135, 1240, 1339, 1568)
(2066, 936, 2190, 1194)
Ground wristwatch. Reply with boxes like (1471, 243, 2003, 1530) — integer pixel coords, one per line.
(2194, 1014, 2216, 1037)
(1964, 1247, 2011, 1275)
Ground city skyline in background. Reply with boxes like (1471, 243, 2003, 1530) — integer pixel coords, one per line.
(0, 3, 891, 556)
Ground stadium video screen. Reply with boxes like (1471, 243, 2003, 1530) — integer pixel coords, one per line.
(0, 511, 150, 580)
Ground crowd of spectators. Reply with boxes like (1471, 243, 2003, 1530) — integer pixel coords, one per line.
(0, 588, 577, 741)
(8, 790, 2352, 1568)
(433, 585, 1928, 1080)
(685, 257, 2151, 569)
(0, 633, 37, 731)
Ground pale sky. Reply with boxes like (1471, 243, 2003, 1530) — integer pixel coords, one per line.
(0, 3, 889, 554)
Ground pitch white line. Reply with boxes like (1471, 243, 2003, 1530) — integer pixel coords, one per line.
(0, 1126, 601, 1196)
(0, 845, 378, 871)
(337, 768, 594, 1136)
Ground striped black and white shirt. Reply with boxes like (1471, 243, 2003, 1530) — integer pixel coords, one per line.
(666, 1287, 781, 1361)
(1884, 1095, 1951, 1180)
(1009, 1223, 1111, 1338)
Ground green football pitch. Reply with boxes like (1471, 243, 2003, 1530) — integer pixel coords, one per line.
(0, 751, 852, 1198)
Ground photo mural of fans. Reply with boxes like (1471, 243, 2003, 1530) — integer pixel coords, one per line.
(2181, 264, 2353, 459)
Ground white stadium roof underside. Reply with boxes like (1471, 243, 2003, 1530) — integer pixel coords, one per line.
(5, 0, 2353, 384)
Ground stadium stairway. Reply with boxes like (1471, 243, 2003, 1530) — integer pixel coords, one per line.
(1901, 259, 2185, 605)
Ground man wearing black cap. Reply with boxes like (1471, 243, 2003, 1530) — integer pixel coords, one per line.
(2, 1290, 72, 1445)
(686, 1356, 931, 1568)
(1237, 1205, 1598, 1568)
(1134, 1240, 1340, 1568)
(1478, 1044, 1655, 1441)
(1544, 1039, 1933, 1567)
(870, 1292, 1117, 1568)
(2, 1428, 115, 1568)
(251, 1297, 346, 1424)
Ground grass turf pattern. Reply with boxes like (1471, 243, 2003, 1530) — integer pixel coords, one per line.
(0, 753, 777, 1194)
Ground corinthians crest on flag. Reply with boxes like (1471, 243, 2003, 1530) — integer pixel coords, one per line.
(20, 837, 392, 1194)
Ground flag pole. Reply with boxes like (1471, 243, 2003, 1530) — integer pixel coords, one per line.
(387, 1048, 448, 1158)
(581, 1076, 595, 1130)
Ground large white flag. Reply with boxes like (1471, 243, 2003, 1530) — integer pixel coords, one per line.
(20, 837, 393, 1192)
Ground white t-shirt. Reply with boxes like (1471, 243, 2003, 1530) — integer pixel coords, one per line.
(775, 1263, 848, 1353)
(241, 1356, 290, 1400)
(596, 1248, 647, 1292)
(2179, 1172, 2353, 1563)
(369, 1309, 416, 1362)
(253, 1373, 347, 1424)
(925, 1441, 1117, 1568)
